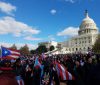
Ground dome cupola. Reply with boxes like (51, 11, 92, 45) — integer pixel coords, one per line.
(78, 10, 98, 35)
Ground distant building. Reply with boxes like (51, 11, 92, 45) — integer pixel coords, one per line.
(61, 10, 99, 54)
(38, 41, 57, 50)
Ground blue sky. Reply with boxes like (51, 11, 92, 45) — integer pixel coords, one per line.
(0, 0, 100, 49)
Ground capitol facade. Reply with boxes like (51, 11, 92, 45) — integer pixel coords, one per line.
(39, 11, 99, 54)
(60, 10, 99, 54)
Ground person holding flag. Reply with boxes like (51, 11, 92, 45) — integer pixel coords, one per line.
(33, 57, 43, 85)
(54, 61, 75, 85)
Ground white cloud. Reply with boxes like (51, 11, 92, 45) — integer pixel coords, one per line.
(48, 35, 55, 41)
(57, 26, 79, 36)
(0, 1, 16, 15)
(0, 16, 40, 37)
(0, 42, 38, 50)
(65, 0, 75, 3)
(24, 36, 42, 41)
(50, 9, 57, 15)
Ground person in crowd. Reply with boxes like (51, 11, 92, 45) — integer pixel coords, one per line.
(0, 59, 18, 85)
(13, 58, 25, 85)
(25, 64, 33, 85)
(32, 66, 41, 85)
(0, 54, 100, 85)
(0, 73, 18, 85)
(52, 64, 60, 85)
(86, 57, 100, 85)
(73, 60, 84, 85)
(83, 57, 95, 85)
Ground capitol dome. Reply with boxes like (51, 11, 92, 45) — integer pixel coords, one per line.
(78, 10, 98, 35)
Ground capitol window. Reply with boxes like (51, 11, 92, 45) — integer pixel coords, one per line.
(88, 37, 91, 39)
(72, 48, 74, 51)
(89, 40, 91, 43)
(84, 47, 85, 51)
(84, 37, 86, 39)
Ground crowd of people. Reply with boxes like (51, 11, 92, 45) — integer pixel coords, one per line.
(0, 53, 100, 85)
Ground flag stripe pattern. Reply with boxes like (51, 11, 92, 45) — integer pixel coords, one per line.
(8, 49, 20, 56)
(55, 62, 75, 80)
(1, 46, 20, 59)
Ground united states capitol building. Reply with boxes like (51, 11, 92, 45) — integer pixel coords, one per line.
(39, 11, 99, 54)
(60, 10, 99, 54)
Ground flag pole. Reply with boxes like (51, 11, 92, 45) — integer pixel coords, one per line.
(0, 45, 2, 59)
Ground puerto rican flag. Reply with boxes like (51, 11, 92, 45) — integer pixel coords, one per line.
(34, 57, 44, 77)
(55, 62, 75, 80)
(34, 57, 42, 68)
(1, 46, 20, 59)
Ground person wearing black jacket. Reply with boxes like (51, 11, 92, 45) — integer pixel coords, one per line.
(73, 60, 84, 85)
(32, 66, 41, 85)
(86, 56, 100, 85)
(83, 57, 95, 85)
